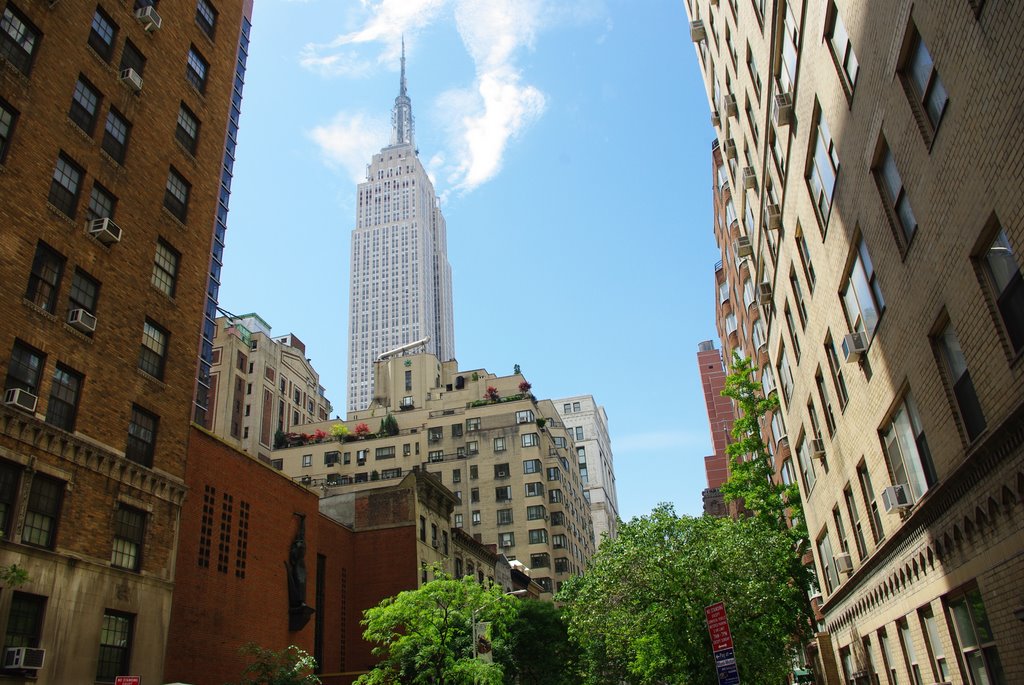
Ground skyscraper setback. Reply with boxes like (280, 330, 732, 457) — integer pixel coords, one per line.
(348, 45, 454, 412)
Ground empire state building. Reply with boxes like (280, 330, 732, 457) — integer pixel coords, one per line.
(347, 44, 455, 412)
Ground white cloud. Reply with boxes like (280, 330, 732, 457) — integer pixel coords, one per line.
(308, 111, 390, 183)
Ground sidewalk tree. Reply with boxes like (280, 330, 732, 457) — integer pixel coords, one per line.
(500, 599, 579, 685)
(228, 643, 320, 685)
(559, 505, 811, 684)
(357, 572, 519, 685)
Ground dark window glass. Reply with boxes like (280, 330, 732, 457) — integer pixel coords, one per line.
(118, 39, 145, 76)
(946, 588, 1005, 685)
(904, 29, 948, 133)
(4, 592, 46, 648)
(936, 324, 986, 441)
(48, 153, 84, 218)
(152, 239, 179, 297)
(138, 320, 168, 379)
(185, 46, 208, 93)
(21, 474, 63, 548)
(68, 267, 100, 315)
(195, 0, 217, 38)
(126, 405, 158, 467)
(96, 611, 134, 681)
(111, 506, 145, 571)
(5, 340, 44, 395)
(88, 6, 117, 60)
(0, 4, 41, 76)
(0, 97, 17, 163)
(164, 167, 190, 221)
(175, 103, 199, 154)
(982, 229, 1024, 353)
(69, 75, 101, 134)
(25, 242, 64, 312)
(0, 459, 20, 536)
(45, 365, 82, 431)
(86, 182, 117, 222)
(101, 108, 130, 164)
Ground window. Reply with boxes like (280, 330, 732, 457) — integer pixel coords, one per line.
(946, 587, 1005, 684)
(375, 446, 395, 459)
(22, 474, 62, 548)
(469, 465, 478, 479)
(842, 238, 885, 339)
(515, 409, 534, 424)
(784, 304, 801, 360)
(87, 183, 117, 222)
(68, 267, 100, 319)
(918, 606, 951, 682)
(139, 320, 169, 379)
(111, 505, 145, 571)
(466, 440, 478, 455)
(45, 365, 82, 431)
(119, 38, 145, 76)
(0, 460, 19, 536)
(528, 529, 548, 544)
(195, 0, 217, 37)
(99, 107, 130, 165)
(562, 403, 570, 413)
(881, 393, 935, 503)
(897, 618, 924, 685)
(575, 426, 584, 441)
(466, 417, 480, 431)
(796, 435, 816, 492)
(494, 486, 511, 502)
(126, 404, 158, 467)
(832, 506, 850, 557)
(901, 26, 948, 138)
(876, 142, 917, 246)
(548, 489, 563, 504)
(795, 229, 817, 292)
(0, 96, 16, 163)
(525, 482, 544, 497)
(521, 433, 538, 448)
(745, 46, 761, 101)
(186, 45, 209, 92)
(452, 469, 461, 483)
(494, 463, 510, 479)
(843, 486, 867, 560)
(498, 531, 515, 548)
(0, 4, 40, 75)
(552, 533, 567, 549)
(4, 592, 45, 648)
(470, 487, 480, 503)
(826, 2, 859, 93)
(164, 167, 190, 221)
(815, 370, 837, 436)
(807, 110, 839, 228)
(5, 340, 44, 395)
(69, 75, 101, 134)
(88, 6, 117, 60)
(454, 513, 463, 528)
(550, 511, 564, 526)
(777, 347, 794, 405)
(428, 427, 443, 442)
(527, 505, 546, 520)
(427, 450, 443, 463)
(857, 461, 884, 544)
(529, 553, 550, 569)
(824, 334, 849, 409)
(96, 611, 134, 681)
(451, 423, 463, 438)
(978, 228, 1024, 353)
(152, 240, 180, 297)
(471, 510, 481, 526)
(493, 436, 506, 452)
(49, 153, 84, 217)
(777, 0, 799, 94)
(174, 103, 200, 154)
(816, 530, 838, 593)
(301, 454, 312, 468)
(879, 629, 899, 685)
(934, 322, 985, 441)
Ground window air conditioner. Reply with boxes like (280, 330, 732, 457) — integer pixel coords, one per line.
(774, 91, 794, 127)
(3, 647, 45, 670)
(810, 439, 826, 460)
(724, 93, 739, 117)
(3, 388, 38, 413)
(765, 203, 782, 230)
(119, 68, 143, 93)
(134, 6, 162, 31)
(881, 484, 913, 512)
(88, 217, 122, 245)
(689, 20, 707, 43)
(842, 331, 868, 363)
(742, 167, 758, 190)
(723, 139, 738, 160)
(757, 282, 773, 304)
(711, 110, 721, 128)
(735, 236, 753, 258)
(432, 539, 439, 548)
(834, 552, 854, 574)
(67, 308, 97, 333)
(300, 475, 312, 485)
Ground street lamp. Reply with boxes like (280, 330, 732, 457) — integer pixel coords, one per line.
(471, 589, 527, 662)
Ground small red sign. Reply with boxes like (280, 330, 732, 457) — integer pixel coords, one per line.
(704, 601, 734, 652)
(115, 677, 140, 685)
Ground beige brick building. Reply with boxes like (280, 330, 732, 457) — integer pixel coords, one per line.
(0, 0, 252, 682)
(206, 312, 333, 462)
(273, 353, 596, 599)
(685, 0, 1024, 682)
(555, 395, 619, 544)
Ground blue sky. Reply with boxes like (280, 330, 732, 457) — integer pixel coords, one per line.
(219, 0, 720, 521)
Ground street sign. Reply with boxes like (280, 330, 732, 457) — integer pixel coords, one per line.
(114, 677, 140, 685)
(705, 601, 739, 685)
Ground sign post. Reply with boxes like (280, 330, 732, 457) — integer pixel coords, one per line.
(705, 601, 740, 685)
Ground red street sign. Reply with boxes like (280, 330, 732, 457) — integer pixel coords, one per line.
(705, 601, 734, 652)
(115, 677, 140, 685)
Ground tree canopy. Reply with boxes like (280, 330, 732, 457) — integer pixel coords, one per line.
(499, 599, 579, 685)
(357, 573, 519, 685)
(559, 505, 811, 684)
(227, 643, 320, 685)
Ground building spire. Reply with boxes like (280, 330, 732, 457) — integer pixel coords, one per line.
(391, 36, 415, 148)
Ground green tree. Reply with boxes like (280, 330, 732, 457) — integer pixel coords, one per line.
(227, 643, 320, 685)
(357, 573, 519, 685)
(559, 505, 810, 684)
(500, 599, 578, 685)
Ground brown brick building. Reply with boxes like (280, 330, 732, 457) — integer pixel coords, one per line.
(685, 0, 1024, 682)
(0, 1, 252, 682)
